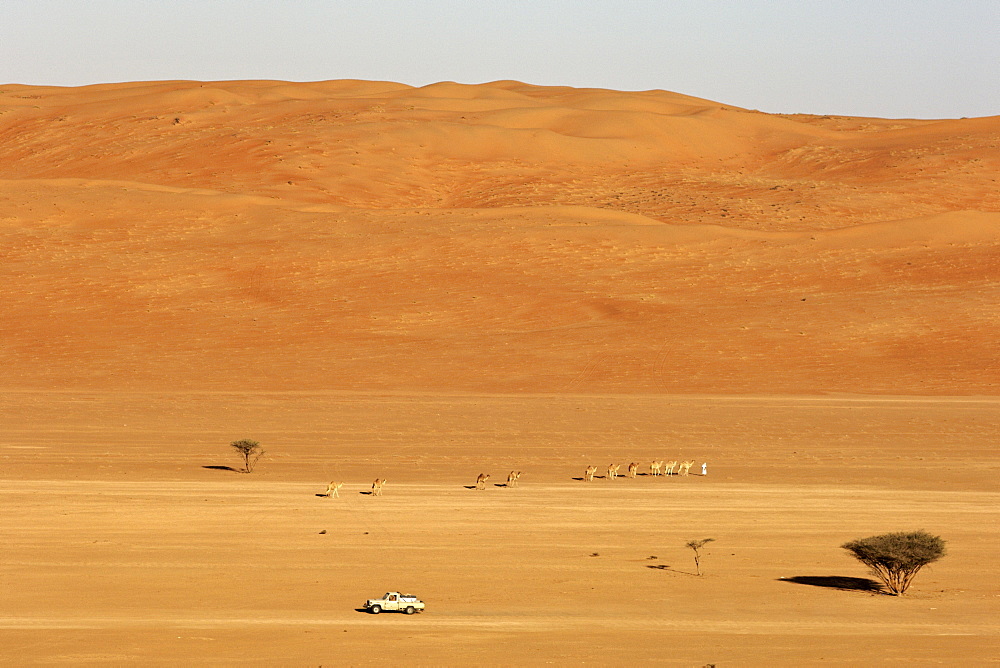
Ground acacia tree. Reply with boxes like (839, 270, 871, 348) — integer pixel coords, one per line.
(230, 439, 264, 473)
(841, 530, 946, 595)
(685, 538, 715, 576)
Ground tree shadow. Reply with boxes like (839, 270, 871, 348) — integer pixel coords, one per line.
(646, 564, 695, 575)
(778, 576, 884, 592)
(202, 465, 240, 472)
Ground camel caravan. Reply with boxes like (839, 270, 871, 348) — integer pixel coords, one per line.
(319, 470, 524, 497)
(319, 478, 385, 497)
(584, 459, 705, 480)
(318, 459, 705, 499)
(476, 471, 521, 489)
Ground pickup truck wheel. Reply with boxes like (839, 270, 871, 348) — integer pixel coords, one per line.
(405, 606, 415, 615)
(369, 605, 381, 614)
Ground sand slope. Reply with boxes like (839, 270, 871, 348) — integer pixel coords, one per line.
(1, 80, 999, 393)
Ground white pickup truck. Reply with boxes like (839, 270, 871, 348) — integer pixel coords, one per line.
(364, 592, 426, 615)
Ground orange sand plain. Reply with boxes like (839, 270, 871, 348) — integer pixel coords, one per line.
(1, 80, 998, 665)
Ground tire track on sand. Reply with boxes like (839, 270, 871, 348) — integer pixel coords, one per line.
(0, 615, 994, 637)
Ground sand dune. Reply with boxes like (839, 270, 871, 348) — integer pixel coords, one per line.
(816, 210, 1000, 246)
(1, 79, 998, 393)
(3, 79, 996, 217)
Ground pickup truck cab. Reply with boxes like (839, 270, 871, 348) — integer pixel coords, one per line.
(364, 592, 425, 614)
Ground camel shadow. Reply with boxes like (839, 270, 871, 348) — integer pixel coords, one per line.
(359, 491, 375, 495)
(463, 485, 482, 490)
(202, 465, 240, 472)
(779, 576, 883, 592)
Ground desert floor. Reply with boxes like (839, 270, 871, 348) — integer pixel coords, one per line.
(2, 391, 998, 666)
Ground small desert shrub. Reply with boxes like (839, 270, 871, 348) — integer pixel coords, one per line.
(841, 530, 946, 595)
(230, 439, 264, 473)
(685, 538, 715, 576)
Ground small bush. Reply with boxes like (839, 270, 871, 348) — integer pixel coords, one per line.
(841, 530, 946, 595)
(685, 538, 715, 576)
(230, 439, 264, 473)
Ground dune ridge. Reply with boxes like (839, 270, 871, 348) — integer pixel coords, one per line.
(1, 79, 998, 393)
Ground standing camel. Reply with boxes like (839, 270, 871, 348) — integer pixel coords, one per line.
(506, 471, 521, 487)
(476, 473, 490, 490)
(584, 465, 598, 482)
(372, 478, 385, 496)
(323, 481, 343, 498)
(607, 464, 621, 480)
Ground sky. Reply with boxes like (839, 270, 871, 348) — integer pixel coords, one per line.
(2, 0, 998, 119)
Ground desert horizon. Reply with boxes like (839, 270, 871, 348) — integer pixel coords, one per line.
(2, 79, 998, 665)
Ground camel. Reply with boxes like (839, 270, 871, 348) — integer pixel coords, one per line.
(323, 481, 343, 498)
(506, 471, 521, 487)
(650, 461, 664, 476)
(678, 460, 696, 476)
(607, 464, 621, 480)
(627, 462, 639, 478)
(584, 465, 598, 482)
(664, 460, 678, 475)
(372, 478, 385, 496)
(476, 473, 490, 490)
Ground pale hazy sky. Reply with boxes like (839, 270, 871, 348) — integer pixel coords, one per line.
(3, 0, 998, 118)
